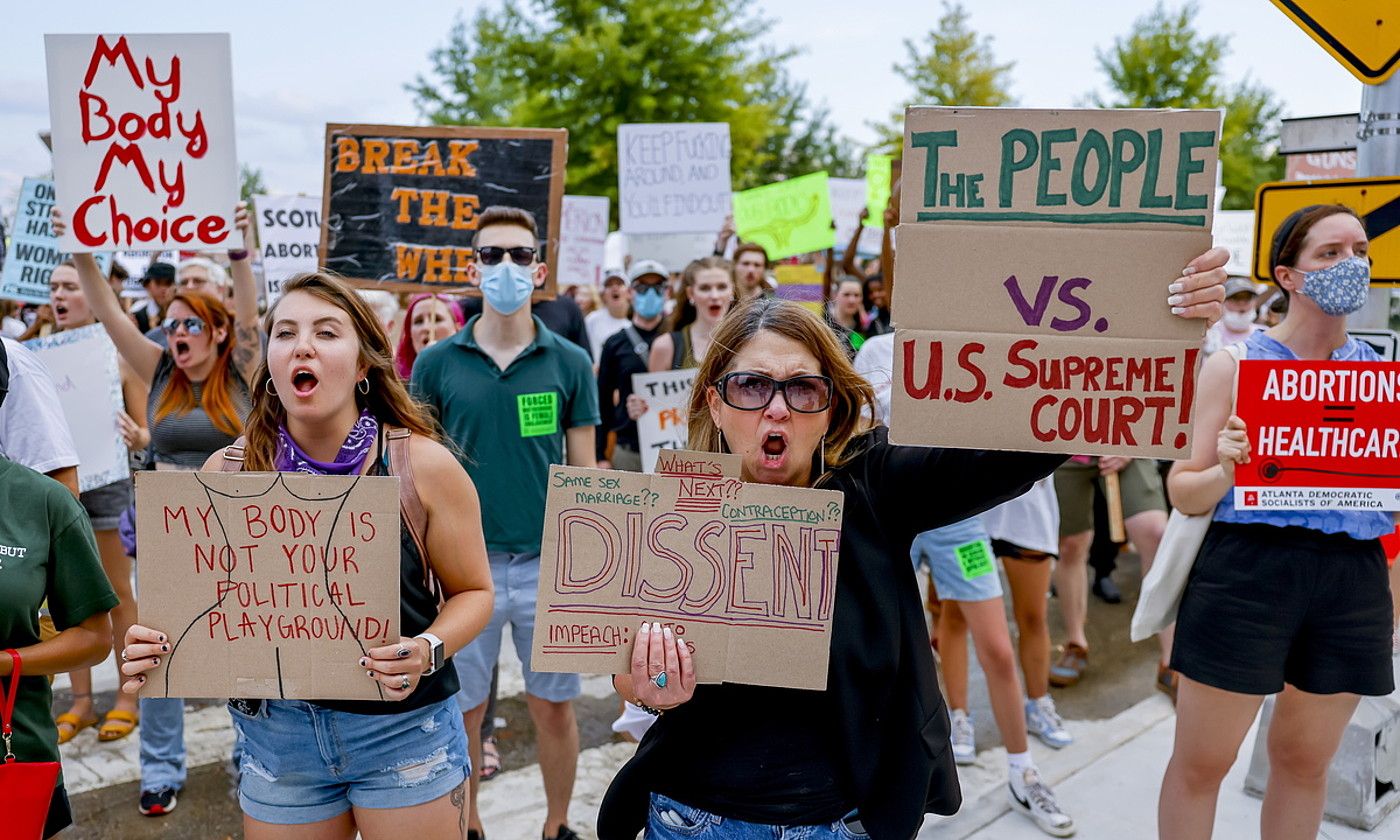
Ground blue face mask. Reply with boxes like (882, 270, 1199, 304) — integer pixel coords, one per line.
(1299, 256, 1370, 316)
(478, 262, 535, 315)
(633, 287, 664, 320)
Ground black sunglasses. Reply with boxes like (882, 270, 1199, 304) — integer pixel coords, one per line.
(476, 246, 537, 266)
(715, 372, 833, 414)
(160, 316, 206, 336)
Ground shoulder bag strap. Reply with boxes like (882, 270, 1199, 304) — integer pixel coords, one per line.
(621, 325, 649, 363)
(219, 438, 248, 472)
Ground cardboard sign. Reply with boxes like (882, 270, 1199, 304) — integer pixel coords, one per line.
(1234, 360, 1400, 511)
(1, 178, 111, 304)
(253, 194, 321, 305)
(828, 177, 883, 257)
(25, 324, 129, 492)
(617, 123, 731, 235)
(866, 153, 893, 222)
(45, 34, 238, 252)
(557, 195, 610, 288)
(625, 232, 713, 274)
(773, 264, 825, 315)
(135, 472, 401, 699)
(530, 458, 844, 690)
(1213, 209, 1255, 278)
(633, 369, 697, 472)
(890, 108, 1220, 458)
(321, 124, 567, 294)
(732, 172, 835, 260)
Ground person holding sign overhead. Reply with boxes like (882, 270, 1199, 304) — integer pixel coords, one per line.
(119, 271, 494, 840)
(1159, 205, 1397, 840)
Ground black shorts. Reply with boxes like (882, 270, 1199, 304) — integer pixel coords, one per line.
(990, 538, 1056, 562)
(1172, 521, 1394, 697)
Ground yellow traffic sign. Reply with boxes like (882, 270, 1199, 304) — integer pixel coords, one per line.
(1270, 1, 1400, 84)
(1253, 178, 1400, 286)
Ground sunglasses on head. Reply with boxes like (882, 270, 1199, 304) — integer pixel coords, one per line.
(715, 372, 833, 414)
(476, 246, 537, 266)
(160, 316, 207, 336)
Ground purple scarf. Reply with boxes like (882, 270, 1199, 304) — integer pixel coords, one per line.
(274, 409, 379, 475)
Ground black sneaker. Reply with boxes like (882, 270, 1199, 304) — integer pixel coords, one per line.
(138, 786, 178, 816)
(545, 826, 580, 840)
(1092, 575, 1122, 604)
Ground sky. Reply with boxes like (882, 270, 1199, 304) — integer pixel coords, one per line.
(0, 0, 1367, 217)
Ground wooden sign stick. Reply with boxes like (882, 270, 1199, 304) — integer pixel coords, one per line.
(1104, 471, 1127, 543)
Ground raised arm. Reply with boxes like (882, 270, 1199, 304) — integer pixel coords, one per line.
(841, 207, 868, 278)
(228, 202, 264, 386)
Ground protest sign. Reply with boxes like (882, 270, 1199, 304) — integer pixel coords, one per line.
(889, 107, 1221, 458)
(618, 123, 731, 234)
(322, 124, 566, 295)
(828, 177, 883, 257)
(866, 153, 893, 222)
(1233, 360, 1400, 511)
(557, 195, 610, 288)
(1213, 209, 1254, 277)
(45, 34, 238, 252)
(1, 178, 111, 303)
(625, 232, 713, 274)
(135, 472, 401, 699)
(25, 325, 129, 492)
(773, 264, 824, 316)
(633, 369, 697, 472)
(253, 194, 321, 305)
(530, 455, 843, 690)
(732, 172, 835, 260)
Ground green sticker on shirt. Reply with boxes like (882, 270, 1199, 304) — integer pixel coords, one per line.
(956, 539, 994, 580)
(517, 391, 558, 438)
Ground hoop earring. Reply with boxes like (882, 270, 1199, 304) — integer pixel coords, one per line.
(264, 377, 277, 396)
(357, 378, 370, 395)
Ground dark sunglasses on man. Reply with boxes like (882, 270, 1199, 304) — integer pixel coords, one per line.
(475, 246, 537, 266)
(160, 316, 207, 336)
(715, 372, 833, 413)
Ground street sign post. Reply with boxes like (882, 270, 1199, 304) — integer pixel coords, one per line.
(1269, 1, 1400, 84)
(1253, 177, 1400, 286)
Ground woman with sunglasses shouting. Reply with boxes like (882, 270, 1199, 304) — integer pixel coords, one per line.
(598, 245, 1230, 840)
(53, 203, 261, 818)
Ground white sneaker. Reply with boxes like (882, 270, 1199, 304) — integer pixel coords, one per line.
(1025, 695, 1073, 750)
(949, 709, 976, 765)
(1008, 767, 1075, 837)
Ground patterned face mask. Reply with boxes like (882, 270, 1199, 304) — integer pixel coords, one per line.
(1298, 256, 1370, 316)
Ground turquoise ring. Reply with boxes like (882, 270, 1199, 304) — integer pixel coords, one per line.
(652, 672, 668, 688)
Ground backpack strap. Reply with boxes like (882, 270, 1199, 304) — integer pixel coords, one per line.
(219, 437, 248, 472)
(386, 426, 440, 603)
(621, 324, 649, 363)
(670, 327, 687, 370)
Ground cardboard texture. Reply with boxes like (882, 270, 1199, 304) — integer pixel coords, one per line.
(45, 34, 239, 252)
(530, 463, 844, 690)
(618, 123, 732, 235)
(135, 472, 401, 700)
(732, 172, 835, 260)
(1, 178, 111, 304)
(321, 124, 566, 295)
(633, 369, 697, 473)
(25, 325, 128, 491)
(252, 194, 321, 305)
(557, 195, 610, 288)
(1233, 360, 1400, 511)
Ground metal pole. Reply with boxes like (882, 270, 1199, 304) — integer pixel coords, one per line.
(1350, 75, 1400, 331)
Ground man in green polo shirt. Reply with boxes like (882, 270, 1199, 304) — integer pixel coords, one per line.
(412, 206, 598, 840)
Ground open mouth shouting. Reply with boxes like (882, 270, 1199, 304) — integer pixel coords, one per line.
(171, 337, 193, 365)
(707, 303, 726, 319)
(760, 430, 789, 468)
(290, 366, 320, 398)
(53, 303, 70, 323)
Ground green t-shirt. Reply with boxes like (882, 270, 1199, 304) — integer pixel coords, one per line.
(0, 457, 117, 767)
(412, 316, 600, 553)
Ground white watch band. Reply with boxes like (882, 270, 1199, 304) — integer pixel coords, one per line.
(414, 633, 445, 675)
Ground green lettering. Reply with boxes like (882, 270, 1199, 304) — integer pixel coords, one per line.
(1070, 129, 1110, 206)
(967, 172, 985, 207)
(910, 130, 959, 209)
(1174, 130, 1214, 210)
(1109, 129, 1146, 207)
(937, 171, 963, 207)
(999, 129, 1038, 208)
(1036, 128, 1076, 207)
(1139, 129, 1172, 209)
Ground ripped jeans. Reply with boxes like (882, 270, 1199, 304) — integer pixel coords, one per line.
(228, 698, 469, 824)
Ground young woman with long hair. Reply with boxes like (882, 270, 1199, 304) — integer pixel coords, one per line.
(395, 293, 465, 379)
(120, 271, 494, 840)
(647, 257, 736, 373)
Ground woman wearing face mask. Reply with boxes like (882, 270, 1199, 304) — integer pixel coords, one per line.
(395, 294, 465, 379)
(647, 257, 735, 373)
(1159, 205, 1396, 840)
(45, 261, 150, 747)
(1202, 277, 1263, 354)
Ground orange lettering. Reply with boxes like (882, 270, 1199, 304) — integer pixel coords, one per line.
(334, 137, 359, 173)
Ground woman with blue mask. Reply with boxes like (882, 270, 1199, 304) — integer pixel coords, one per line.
(1159, 204, 1397, 840)
(595, 262, 670, 473)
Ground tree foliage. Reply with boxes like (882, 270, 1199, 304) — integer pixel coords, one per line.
(238, 164, 266, 203)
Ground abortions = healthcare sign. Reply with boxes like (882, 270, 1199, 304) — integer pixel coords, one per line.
(1234, 360, 1400, 511)
(135, 472, 401, 699)
(45, 34, 239, 252)
(253, 194, 321, 305)
(889, 107, 1221, 459)
(531, 450, 844, 690)
(1, 178, 112, 304)
(618, 123, 731, 235)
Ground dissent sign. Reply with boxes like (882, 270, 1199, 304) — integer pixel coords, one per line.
(1234, 360, 1400, 511)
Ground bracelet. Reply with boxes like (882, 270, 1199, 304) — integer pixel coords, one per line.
(227, 249, 249, 261)
(635, 701, 666, 717)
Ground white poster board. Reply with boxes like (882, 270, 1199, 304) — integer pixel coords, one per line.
(45, 33, 238, 252)
(625, 232, 714, 274)
(618, 123, 731, 235)
(556, 195, 610, 288)
(632, 368, 697, 473)
(1213, 209, 1254, 277)
(25, 324, 128, 492)
(828, 177, 883, 258)
(253, 194, 321, 304)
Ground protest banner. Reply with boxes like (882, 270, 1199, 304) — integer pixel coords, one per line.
(773, 264, 824, 316)
(828, 177, 883, 257)
(889, 107, 1221, 458)
(253, 194, 321, 305)
(866, 153, 893, 222)
(633, 369, 697, 473)
(45, 34, 238, 252)
(25, 325, 128, 492)
(1233, 360, 1400, 511)
(1, 178, 111, 304)
(530, 451, 843, 690)
(625, 232, 713, 274)
(557, 195, 610, 288)
(135, 471, 401, 699)
(322, 124, 566, 295)
(618, 123, 731, 235)
(732, 172, 835, 261)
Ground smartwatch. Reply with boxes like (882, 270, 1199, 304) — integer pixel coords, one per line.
(414, 633, 445, 675)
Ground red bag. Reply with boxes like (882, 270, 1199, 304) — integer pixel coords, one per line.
(0, 649, 61, 840)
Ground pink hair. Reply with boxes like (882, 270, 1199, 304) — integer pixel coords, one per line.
(395, 294, 465, 379)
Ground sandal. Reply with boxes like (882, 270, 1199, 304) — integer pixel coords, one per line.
(479, 736, 502, 782)
(55, 712, 98, 745)
(1048, 643, 1089, 688)
(97, 709, 140, 742)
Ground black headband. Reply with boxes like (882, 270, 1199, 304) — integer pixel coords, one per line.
(1269, 204, 1328, 276)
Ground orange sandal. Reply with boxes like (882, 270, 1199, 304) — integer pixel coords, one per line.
(55, 712, 98, 745)
(97, 709, 140, 742)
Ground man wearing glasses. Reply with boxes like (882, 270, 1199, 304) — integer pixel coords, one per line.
(411, 206, 598, 840)
(595, 260, 669, 472)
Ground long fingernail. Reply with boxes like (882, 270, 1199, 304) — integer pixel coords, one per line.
(1171, 306, 1186, 315)
(1167, 294, 1185, 306)
(1168, 282, 1184, 294)
(640, 622, 650, 634)
(663, 626, 673, 640)
(1181, 266, 1196, 276)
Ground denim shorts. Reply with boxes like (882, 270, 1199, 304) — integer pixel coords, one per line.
(646, 793, 869, 839)
(911, 517, 1003, 602)
(453, 550, 581, 709)
(229, 698, 468, 824)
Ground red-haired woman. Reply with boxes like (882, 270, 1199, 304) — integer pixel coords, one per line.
(395, 294, 464, 379)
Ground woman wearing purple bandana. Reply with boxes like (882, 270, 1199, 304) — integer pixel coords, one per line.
(118, 273, 494, 840)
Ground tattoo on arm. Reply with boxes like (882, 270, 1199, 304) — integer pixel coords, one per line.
(233, 323, 261, 381)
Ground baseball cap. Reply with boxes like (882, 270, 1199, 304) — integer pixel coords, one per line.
(1223, 276, 1263, 299)
(142, 262, 176, 284)
(628, 260, 668, 283)
(602, 266, 628, 285)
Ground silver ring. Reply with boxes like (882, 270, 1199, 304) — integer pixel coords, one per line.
(120, 651, 127, 662)
(652, 672, 668, 689)
(401, 675, 411, 690)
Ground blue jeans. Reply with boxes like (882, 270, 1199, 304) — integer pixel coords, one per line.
(138, 697, 186, 791)
(645, 794, 869, 839)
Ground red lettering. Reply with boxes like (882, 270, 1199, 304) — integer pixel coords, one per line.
(92, 143, 155, 195)
(72, 195, 109, 247)
(244, 505, 267, 539)
(1003, 339, 1038, 388)
(197, 215, 229, 244)
(83, 35, 143, 88)
(1112, 397, 1144, 445)
(902, 338, 942, 399)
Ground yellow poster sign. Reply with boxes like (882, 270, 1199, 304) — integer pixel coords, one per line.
(1253, 177, 1400, 287)
(1269, 1, 1399, 84)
